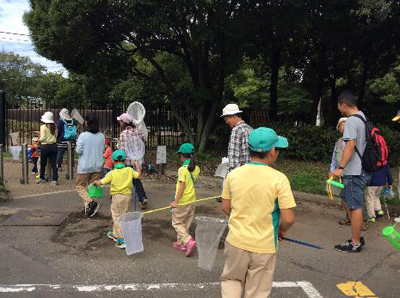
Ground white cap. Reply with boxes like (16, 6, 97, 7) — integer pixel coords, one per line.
(220, 104, 243, 117)
(41, 111, 54, 124)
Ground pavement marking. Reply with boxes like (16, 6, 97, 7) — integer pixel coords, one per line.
(337, 281, 378, 298)
(0, 281, 323, 296)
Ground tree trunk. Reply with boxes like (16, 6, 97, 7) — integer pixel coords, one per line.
(312, 45, 326, 124)
(269, 46, 280, 121)
(358, 56, 369, 110)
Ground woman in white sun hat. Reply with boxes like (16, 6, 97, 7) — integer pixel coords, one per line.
(37, 111, 58, 186)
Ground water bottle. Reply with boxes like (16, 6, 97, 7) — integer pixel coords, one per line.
(382, 226, 400, 250)
(382, 189, 395, 200)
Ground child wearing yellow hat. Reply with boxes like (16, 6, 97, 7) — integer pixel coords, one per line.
(170, 143, 200, 257)
(93, 149, 141, 249)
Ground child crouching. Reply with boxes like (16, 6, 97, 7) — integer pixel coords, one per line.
(93, 150, 141, 249)
(170, 143, 200, 257)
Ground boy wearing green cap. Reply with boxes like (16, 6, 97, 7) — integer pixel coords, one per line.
(220, 127, 296, 298)
(170, 143, 200, 257)
(93, 149, 141, 249)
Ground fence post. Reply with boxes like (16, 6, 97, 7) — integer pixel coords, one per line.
(0, 91, 5, 147)
(0, 144, 3, 181)
(67, 142, 74, 180)
(21, 143, 29, 184)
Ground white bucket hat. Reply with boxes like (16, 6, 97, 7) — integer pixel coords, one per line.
(336, 117, 347, 131)
(220, 103, 243, 117)
(59, 108, 71, 120)
(41, 111, 54, 124)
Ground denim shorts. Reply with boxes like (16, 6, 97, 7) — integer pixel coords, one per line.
(341, 171, 371, 210)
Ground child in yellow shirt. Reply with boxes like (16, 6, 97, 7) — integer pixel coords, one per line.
(169, 143, 200, 257)
(93, 150, 141, 249)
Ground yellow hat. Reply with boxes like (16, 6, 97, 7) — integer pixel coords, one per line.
(392, 110, 400, 122)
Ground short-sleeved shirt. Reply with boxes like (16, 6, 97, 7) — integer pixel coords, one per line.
(100, 167, 139, 195)
(222, 163, 296, 254)
(227, 121, 253, 172)
(342, 111, 367, 176)
(175, 161, 200, 206)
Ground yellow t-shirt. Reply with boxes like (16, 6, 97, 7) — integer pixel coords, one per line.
(100, 167, 139, 195)
(175, 164, 200, 206)
(222, 163, 296, 254)
(39, 125, 56, 144)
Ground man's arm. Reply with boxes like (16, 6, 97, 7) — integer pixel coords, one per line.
(278, 208, 295, 238)
(222, 199, 231, 216)
(332, 140, 355, 177)
(227, 129, 239, 172)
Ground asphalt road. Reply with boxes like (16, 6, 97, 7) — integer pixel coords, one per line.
(0, 178, 398, 298)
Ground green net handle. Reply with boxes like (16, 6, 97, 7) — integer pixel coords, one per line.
(326, 179, 344, 189)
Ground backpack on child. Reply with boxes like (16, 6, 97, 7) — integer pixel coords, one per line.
(350, 114, 388, 172)
(63, 119, 77, 141)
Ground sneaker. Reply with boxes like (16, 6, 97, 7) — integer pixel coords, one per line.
(172, 242, 187, 251)
(185, 238, 197, 257)
(107, 231, 117, 242)
(334, 240, 362, 253)
(115, 239, 126, 249)
(50, 181, 58, 186)
(215, 197, 222, 203)
(140, 198, 148, 210)
(36, 178, 46, 184)
(347, 237, 366, 248)
(376, 210, 384, 218)
(87, 201, 100, 217)
(369, 217, 376, 223)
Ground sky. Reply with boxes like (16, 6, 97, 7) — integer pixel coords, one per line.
(0, 0, 66, 74)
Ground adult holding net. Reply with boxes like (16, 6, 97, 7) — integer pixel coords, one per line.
(117, 112, 148, 209)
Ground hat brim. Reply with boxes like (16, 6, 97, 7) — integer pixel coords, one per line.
(273, 136, 289, 149)
(392, 115, 400, 122)
(41, 118, 54, 124)
(220, 110, 243, 118)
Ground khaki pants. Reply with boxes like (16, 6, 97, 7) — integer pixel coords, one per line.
(76, 173, 101, 203)
(171, 204, 195, 245)
(221, 242, 276, 298)
(111, 194, 131, 239)
(365, 186, 384, 218)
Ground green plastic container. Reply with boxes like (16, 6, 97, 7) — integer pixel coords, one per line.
(88, 185, 104, 199)
(382, 226, 400, 250)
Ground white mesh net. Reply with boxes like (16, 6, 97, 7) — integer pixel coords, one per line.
(126, 102, 148, 139)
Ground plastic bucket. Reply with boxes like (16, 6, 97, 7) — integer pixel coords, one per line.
(382, 226, 400, 250)
(119, 212, 144, 255)
(195, 216, 227, 271)
(87, 185, 104, 199)
(382, 189, 395, 200)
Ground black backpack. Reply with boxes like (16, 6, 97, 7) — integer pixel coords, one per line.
(350, 114, 388, 173)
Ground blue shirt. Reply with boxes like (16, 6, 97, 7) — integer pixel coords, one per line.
(76, 132, 105, 174)
(369, 164, 393, 187)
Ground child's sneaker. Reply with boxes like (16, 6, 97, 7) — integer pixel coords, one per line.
(115, 239, 126, 249)
(87, 201, 100, 217)
(36, 178, 46, 184)
(140, 198, 148, 210)
(334, 240, 362, 253)
(185, 238, 196, 257)
(107, 231, 117, 242)
(173, 242, 187, 251)
(369, 217, 376, 223)
(376, 210, 384, 218)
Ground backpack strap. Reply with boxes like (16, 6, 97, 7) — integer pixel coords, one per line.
(348, 114, 368, 160)
(190, 172, 195, 185)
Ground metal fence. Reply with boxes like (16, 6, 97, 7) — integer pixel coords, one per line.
(1, 91, 270, 149)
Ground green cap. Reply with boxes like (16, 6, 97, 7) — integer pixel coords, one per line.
(112, 150, 127, 161)
(176, 143, 195, 154)
(248, 127, 288, 153)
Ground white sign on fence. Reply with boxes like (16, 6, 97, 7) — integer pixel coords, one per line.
(156, 145, 167, 165)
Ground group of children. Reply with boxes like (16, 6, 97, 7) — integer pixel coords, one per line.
(92, 142, 199, 255)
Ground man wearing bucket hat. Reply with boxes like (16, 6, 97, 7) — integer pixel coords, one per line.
(220, 127, 296, 298)
(221, 104, 253, 173)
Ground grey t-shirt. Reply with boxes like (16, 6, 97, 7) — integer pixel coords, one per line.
(342, 111, 367, 176)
